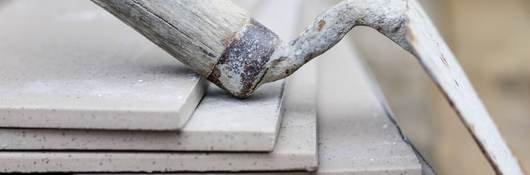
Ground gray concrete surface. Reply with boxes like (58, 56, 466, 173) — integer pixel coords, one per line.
(0, 61, 318, 173)
(0, 0, 303, 152)
(0, 81, 283, 151)
(0, 0, 206, 130)
(314, 39, 422, 175)
(302, 1, 423, 174)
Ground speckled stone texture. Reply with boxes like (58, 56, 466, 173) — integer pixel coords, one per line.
(0, 61, 318, 173)
(0, 0, 206, 130)
(0, 81, 283, 151)
(0, 0, 299, 152)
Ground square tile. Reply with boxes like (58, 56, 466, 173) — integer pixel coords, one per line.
(0, 0, 206, 130)
(0, 61, 318, 173)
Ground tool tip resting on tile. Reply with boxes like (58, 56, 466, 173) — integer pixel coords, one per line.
(93, 0, 524, 174)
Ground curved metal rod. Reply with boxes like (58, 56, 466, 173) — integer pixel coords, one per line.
(261, 0, 524, 174)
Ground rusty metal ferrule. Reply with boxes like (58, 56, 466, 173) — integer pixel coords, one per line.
(207, 19, 280, 98)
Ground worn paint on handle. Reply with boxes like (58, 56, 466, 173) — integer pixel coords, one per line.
(403, 1, 525, 174)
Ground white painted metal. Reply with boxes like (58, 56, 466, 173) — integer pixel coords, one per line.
(261, 0, 524, 174)
(404, 1, 524, 174)
(311, 1, 422, 173)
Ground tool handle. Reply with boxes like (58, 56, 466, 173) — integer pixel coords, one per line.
(92, 0, 248, 77)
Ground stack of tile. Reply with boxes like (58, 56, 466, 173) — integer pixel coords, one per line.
(0, 0, 428, 174)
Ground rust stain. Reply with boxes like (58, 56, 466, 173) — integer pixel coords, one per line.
(317, 20, 326, 32)
(284, 69, 290, 75)
(209, 19, 278, 98)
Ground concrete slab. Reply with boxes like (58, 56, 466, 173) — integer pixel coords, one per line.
(0, 61, 318, 173)
(0, 0, 206, 130)
(0, 0, 302, 152)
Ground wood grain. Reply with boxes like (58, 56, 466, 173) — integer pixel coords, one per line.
(92, 0, 249, 77)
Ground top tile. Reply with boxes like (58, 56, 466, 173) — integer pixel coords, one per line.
(0, 0, 206, 130)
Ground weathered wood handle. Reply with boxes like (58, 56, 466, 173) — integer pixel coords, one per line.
(93, 1, 524, 174)
(92, 0, 280, 98)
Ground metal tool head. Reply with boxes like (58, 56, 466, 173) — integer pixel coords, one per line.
(206, 19, 280, 98)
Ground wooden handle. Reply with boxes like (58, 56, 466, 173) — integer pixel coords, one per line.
(92, 0, 280, 97)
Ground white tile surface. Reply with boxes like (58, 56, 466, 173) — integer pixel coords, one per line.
(0, 61, 318, 173)
(0, 0, 206, 130)
(0, 81, 283, 151)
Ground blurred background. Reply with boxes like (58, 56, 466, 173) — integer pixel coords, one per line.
(338, 0, 530, 174)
